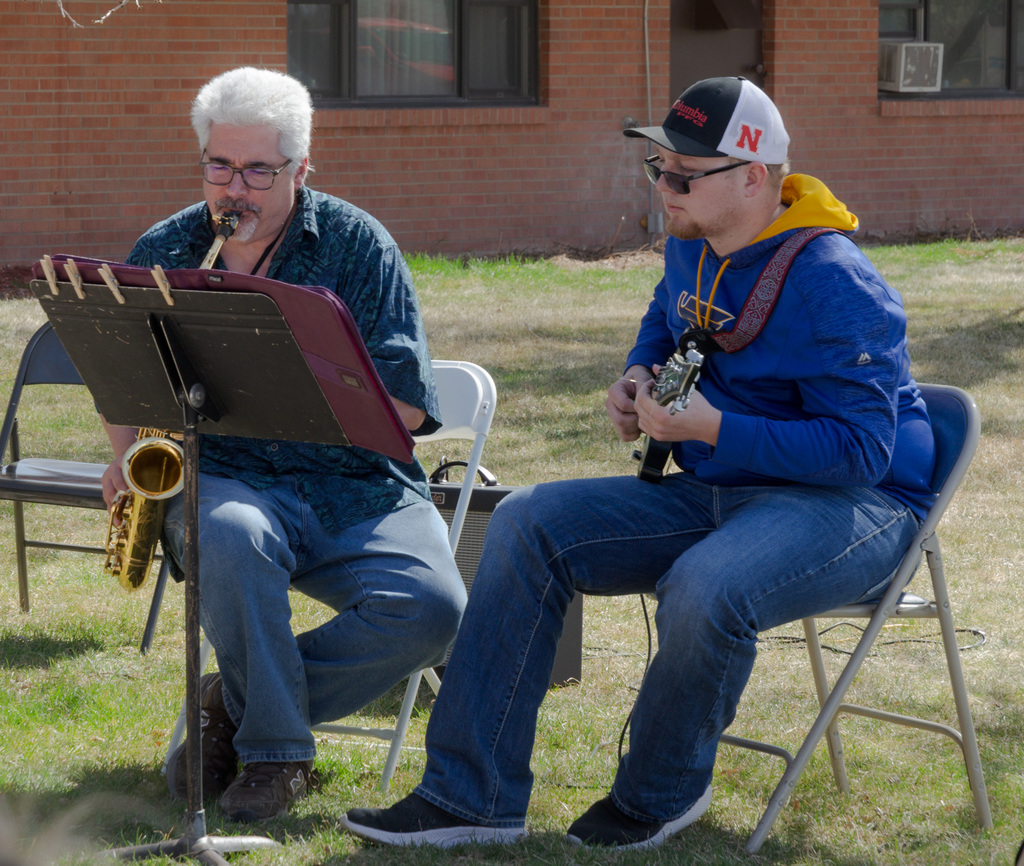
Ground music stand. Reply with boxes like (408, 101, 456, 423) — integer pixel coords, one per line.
(30, 258, 414, 863)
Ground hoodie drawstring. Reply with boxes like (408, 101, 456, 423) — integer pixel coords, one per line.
(695, 246, 731, 330)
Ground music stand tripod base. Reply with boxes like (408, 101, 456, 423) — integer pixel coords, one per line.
(104, 831, 281, 864)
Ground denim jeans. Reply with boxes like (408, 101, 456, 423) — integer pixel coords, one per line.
(415, 472, 921, 827)
(162, 473, 466, 764)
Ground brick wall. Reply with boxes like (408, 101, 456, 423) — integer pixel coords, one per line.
(0, 0, 671, 265)
(0, 1, 293, 264)
(4, 0, 1022, 268)
(765, 0, 1024, 240)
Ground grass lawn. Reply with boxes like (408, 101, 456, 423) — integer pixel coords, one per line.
(0, 239, 1022, 864)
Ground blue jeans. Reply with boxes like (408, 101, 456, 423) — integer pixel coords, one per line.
(163, 473, 466, 764)
(415, 473, 920, 827)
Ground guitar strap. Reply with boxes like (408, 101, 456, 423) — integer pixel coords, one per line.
(683, 226, 841, 355)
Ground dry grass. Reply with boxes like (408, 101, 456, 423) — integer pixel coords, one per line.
(1, 240, 1022, 864)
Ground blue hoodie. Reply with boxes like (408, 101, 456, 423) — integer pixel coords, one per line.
(625, 174, 936, 519)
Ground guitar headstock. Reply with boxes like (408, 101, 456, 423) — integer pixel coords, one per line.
(652, 348, 704, 413)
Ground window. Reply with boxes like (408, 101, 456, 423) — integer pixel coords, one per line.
(879, 1, 924, 40)
(287, 0, 538, 105)
(879, 0, 1023, 93)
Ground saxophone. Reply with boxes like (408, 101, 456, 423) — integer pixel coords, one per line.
(102, 211, 240, 590)
(103, 428, 185, 590)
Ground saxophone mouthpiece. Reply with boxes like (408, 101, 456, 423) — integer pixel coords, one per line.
(214, 210, 242, 238)
(201, 211, 243, 269)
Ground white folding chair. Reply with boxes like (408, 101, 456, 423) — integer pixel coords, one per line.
(162, 360, 497, 791)
(721, 383, 992, 852)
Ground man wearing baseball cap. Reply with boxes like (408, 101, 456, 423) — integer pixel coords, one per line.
(342, 78, 935, 850)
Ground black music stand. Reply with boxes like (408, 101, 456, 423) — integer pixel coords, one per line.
(31, 266, 411, 864)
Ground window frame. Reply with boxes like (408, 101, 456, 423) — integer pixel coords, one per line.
(287, 0, 539, 108)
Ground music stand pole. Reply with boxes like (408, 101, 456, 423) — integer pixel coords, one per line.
(105, 323, 278, 863)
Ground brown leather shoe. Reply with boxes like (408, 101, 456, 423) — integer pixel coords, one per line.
(219, 760, 316, 822)
(165, 672, 239, 800)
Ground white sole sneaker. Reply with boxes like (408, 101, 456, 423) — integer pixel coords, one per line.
(341, 794, 527, 849)
(340, 814, 526, 848)
(566, 784, 712, 850)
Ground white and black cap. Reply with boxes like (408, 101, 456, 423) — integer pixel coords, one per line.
(625, 77, 789, 164)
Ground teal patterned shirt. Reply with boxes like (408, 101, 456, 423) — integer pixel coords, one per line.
(126, 186, 439, 533)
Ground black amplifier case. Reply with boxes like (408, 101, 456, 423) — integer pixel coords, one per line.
(429, 483, 583, 686)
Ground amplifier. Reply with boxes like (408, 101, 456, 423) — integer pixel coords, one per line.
(430, 483, 583, 686)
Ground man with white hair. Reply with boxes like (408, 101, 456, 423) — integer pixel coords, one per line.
(341, 77, 936, 850)
(100, 67, 466, 822)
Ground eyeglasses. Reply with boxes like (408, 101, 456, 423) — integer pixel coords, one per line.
(642, 155, 751, 195)
(199, 151, 293, 190)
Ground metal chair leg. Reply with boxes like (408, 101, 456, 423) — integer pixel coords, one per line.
(140, 558, 170, 654)
(377, 670, 424, 791)
(925, 540, 992, 828)
(803, 617, 850, 794)
(13, 499, 30, 612)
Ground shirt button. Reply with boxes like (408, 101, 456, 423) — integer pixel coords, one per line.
(269, 443, 279, 452)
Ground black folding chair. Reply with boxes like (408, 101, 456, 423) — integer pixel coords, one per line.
(0, 321, 167, 650)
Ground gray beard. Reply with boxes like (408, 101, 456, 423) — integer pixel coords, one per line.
(230, 216, 258, 243)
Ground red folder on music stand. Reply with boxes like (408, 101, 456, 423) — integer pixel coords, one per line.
(32, 255, 414, 461)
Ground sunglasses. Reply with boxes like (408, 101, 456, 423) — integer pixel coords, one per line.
(642, 155, 752, 195)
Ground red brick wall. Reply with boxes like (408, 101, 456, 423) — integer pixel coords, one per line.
(0, 1, 291, 265)
(0, 0, 671, 265)
(4, 0, 1022, 267)
(765, 0, 1024, 240)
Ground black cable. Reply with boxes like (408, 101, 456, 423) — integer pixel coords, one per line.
(582, 647, 647, 660)
(611, 603, 985, 764)
(617, 594, 654, 762)
(760, 620, 987, 655)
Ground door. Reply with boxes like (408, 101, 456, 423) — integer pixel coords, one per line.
(670, 0, 764, 103)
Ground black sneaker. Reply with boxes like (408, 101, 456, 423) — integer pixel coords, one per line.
(341, 793, 527, 847)
(219, 759, 316, 822)
(566, 786, 711, 850)
(165, 672, 239, 800)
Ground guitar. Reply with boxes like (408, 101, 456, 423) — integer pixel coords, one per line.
(632, 345, 704, 483)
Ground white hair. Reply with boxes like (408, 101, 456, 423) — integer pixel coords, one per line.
(191, 67, 313, 163)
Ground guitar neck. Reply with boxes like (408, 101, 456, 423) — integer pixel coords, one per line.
(635, 346, 705, 482)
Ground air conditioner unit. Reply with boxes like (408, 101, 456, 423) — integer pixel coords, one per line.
(878, 40, 943, 92)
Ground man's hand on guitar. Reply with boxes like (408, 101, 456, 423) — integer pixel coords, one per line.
(635, 369, 722, 447)
(606, 365, 653, 442)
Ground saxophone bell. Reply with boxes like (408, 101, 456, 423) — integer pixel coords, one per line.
(122, 434, 185, 500)
(103, 432, 184, 591)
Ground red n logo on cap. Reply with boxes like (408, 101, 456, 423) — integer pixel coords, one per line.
(736, 124, 762, 154)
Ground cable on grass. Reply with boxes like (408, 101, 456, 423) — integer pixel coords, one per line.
(608, 602, 986, 765)
(582, 646, 647, 660)
(761, 620, 987, 655)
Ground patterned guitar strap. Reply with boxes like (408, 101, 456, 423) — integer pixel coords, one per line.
(682, 226, 840, 356)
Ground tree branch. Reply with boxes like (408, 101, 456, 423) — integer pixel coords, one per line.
(54, 0, 158, 27)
